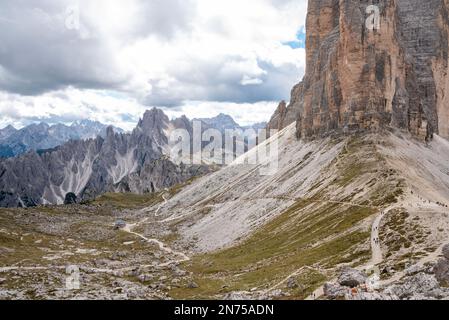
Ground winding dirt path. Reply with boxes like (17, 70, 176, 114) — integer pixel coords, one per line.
(0, 192, 190, 276)
(305, 209, 386, 300)
(122, 225, 190, 264)
(369, 211, 384, 266)
(121, 191, 191, 265)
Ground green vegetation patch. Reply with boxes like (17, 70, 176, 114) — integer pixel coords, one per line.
(90, 192, 162, 210)
(171, 199, 375, 300)
(380, 208, 428, 273)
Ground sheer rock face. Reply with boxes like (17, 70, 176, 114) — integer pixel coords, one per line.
(267, 101, 288, 131)
(267, 84, 304, 132)
(280, 0, 449, 140)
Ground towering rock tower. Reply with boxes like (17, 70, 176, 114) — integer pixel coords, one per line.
(269, 0, 449, 140)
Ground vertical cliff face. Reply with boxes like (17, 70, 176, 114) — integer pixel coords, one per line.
(272, 0, 449, 140)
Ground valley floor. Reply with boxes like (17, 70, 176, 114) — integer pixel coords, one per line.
(1, 125, 449, 300)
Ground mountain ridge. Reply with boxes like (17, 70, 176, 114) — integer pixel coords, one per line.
(0, 120, 124, 158)
(0, 109, 212, 208)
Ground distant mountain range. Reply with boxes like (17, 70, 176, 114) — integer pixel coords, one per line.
(0, 110, 267, 207)
(0, 115, 266, 159)
(194, 113, 266, 132)
(0, 120, 124, 158)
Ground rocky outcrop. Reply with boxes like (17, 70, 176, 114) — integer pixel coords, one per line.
(325, 266, 443, 300)
(267, 101, 288, 131)
(383, 271, 449, 300)
(338, 267, 368, 288)
(323, 283, 348, 299)
(434, 244, 449, 285)
(267, 84, 304, 132)
(325, 257, 449, 300)
(277, 0, 449, 141)
(442, 244, 449, 260)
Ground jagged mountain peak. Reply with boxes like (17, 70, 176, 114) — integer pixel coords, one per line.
(0, 125, 18, 140)
(170, 115, 193, 133)
(215, 113, 234, 120)
(71, 119, 103, 129)
(267, 100, 288, 131)
(31, 122, 50, 129)
(1, 124, 17, 131)
(137, 108, 170, 133)
(194, 113, 241, 132)
(0, 120, 124, 158)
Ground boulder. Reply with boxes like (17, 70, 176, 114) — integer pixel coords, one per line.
(111, 252, 127, 261)
(94, 259, 110, 268)
(172, 268, 187, 277)
(187, 281, 199, 289)
(114, 220, 127, 230)
(405, 265, 426, 276)
(442, 244, 449, 260)
(137, 274, 153, 283)
(64, 192, 77, 205)
(338, 267, 368, 288)
(349, 292, 399, 301)
(286, 277, 298, 289)
(434, 258, 449, 286)
(267, 289, 284, 298)
(323, 283, 348, 299)
(224, 292, 252, 300)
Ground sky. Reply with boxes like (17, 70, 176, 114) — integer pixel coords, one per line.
(0, 0, 307, 130)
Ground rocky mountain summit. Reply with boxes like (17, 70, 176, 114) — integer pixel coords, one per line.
(0, 125, 17, 141)
(0, 120, 123, 158)
(194, 114, 241, 133)
(269, 0, 449, 141)
(0, 109, 212, 208)
(0, 110, 257, 208)
(194, 113, 266, 133)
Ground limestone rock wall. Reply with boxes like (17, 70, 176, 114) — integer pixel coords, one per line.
(278, 0, 449, 140)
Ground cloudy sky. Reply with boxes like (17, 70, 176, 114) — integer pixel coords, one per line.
(0, 0, 307, 130)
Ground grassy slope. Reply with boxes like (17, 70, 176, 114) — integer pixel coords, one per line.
(170, 135, 405, 299)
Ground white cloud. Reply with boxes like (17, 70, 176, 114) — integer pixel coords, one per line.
(0, 89, 144, 131)
(163, 100, 280, 126)
(0, 0, 307, 128)
(0, 89, 280, 130)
